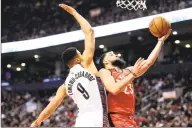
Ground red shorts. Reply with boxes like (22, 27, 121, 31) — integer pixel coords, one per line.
(109, 113, 136, 127)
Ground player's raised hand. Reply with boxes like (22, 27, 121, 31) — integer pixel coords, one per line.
(159, 29, 172, 41)
(59, 4, 76, 15)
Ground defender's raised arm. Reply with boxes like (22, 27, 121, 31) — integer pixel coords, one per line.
(59, 4, 95, 68)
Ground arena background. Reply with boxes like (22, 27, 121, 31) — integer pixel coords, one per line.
(1, 0, 192, 127)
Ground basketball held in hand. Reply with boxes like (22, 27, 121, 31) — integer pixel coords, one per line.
(149, 16, 171, 38)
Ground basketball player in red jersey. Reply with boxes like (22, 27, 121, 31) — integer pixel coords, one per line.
(99, 29, 172, 127)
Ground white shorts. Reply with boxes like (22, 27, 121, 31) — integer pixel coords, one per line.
(75, 112, 103, 127)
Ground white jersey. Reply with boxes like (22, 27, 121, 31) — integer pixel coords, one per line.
(64, 64, 103, 127)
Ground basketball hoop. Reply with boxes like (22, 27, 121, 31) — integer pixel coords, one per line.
(116, 0, 147, 11)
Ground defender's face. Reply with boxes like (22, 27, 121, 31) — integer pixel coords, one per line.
(103, 51, 119, 63)
(75, 50, 83, 63)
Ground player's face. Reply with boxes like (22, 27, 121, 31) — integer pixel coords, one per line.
(104, 51, 120, 63)
(103, 51, 126, 68)
(75, 50, 83, 63)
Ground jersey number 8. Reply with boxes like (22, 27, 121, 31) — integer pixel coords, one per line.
(77, 83, 90, 100)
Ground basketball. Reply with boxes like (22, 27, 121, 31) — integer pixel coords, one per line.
(149, 16, 171, 38)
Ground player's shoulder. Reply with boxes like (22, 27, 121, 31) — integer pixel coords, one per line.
(99, 68, 111, 75)
(99, 68, 109, 73)
(60, 84, 67, 89)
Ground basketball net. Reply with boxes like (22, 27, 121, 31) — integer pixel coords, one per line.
(116, 0, 147, 11)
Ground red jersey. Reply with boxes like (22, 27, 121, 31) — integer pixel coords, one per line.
(108, 68, 135, 115)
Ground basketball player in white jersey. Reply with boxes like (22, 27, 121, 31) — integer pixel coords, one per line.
(30, 4, 105, 127)
(31, 4, 145, 127)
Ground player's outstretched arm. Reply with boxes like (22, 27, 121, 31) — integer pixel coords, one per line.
(99, 58, 145, 95)
(59, 4, 95, 67)
(135, 29, 172, 77)
(30, 85, 67, 127)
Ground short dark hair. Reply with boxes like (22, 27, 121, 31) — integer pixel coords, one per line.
(99, 53, 106, 69)
(61, 47, 77, 64)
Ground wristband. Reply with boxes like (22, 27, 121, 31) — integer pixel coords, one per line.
(158, 39, 164, 42)
(158, 38, 162, 41)
(131, 72, 137, 78)
(126, 68, 137, 77)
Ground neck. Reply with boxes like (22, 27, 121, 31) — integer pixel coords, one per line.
(105, 64, 120, 70)
(68, 63, 78, 69)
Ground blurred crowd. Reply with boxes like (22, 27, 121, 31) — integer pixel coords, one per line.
(2, 71, 192, 127)
(134, 71, 192, 127)
(1, 88, 78, 127)
(1, 67, 69, 85)
(2, 0, 192, 42)
(135, 90, 192, 127)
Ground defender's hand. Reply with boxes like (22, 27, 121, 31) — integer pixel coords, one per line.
(59, 4, 76, 15)
(159, 29, 172, 41)
(30, 120, 41, 127)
